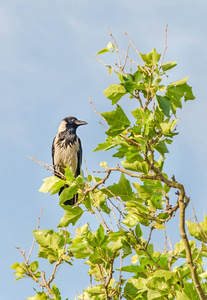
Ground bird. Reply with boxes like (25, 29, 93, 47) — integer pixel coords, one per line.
(52, 116, 87, 205)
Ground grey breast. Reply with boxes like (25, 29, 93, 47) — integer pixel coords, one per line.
(53, 136, 79, 176)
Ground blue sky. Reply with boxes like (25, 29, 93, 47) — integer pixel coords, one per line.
(1, 1, 207, 299)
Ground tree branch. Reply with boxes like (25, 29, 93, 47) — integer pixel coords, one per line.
(179, 194, 207, 300)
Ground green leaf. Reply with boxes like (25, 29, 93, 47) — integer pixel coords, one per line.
(131, 107, 152, 124)
(107, 239, 123, 252)
(156, 95, 171, 117)
(121, 72, 145, 93)
(154, 141, 169, 157)
(135, 223, 143, 238)
(58, 206, 83, 227)
(200, 214, 207, 232)
(176, 281, 200, 300)
(160, 119, 179, 137)
(134, 71, 144, 83)
(124, 279, 140, 300)
(161, 61, 177, 71)
(11, 262, 21, 270)
(33, 230, 64, 250)
(104, 173, 133, 202)
(121, 265, 143, 273)
(59, 184, 79, 205)
(30, 261, 39, 272)
(186, 221, 202, 241)
(166, 77, 195, 113)
(157, 213, 169, 220)
(101, 105, 130, 136)
(27, 292, 49, 300)
(157, 156, 164, 172)
(96, 48, 110, 55)
(140, 48, 161, 67)
(48, 179, 66, 195)
(64, 165, 75, 181)
(169, 77, 189, 86)
(93, 140, 116, 152)
(51, 284, 61, 300)
(96, 42, 114, 55)
(103, 84, 127, 104)
(121, 160, 149, 174)
(199, 270, 207, 279)
(107, 65, 112, 75)
(134, 182, 152, 199)
(39, 176, 62, 194)
(122, 212, 138, 227)
(99, 161, 108, 168)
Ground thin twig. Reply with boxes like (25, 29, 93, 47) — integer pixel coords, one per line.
(110, 203, 120, 230)
(27, 206, 43, 263)
(47, 260, 63, 285)
(121, 43, 130, 71)
(27, 155, 65, 179)
(164, 229, 169, 253)
(92, 55, 120, 72)
(88, 96, 108, 123)
(122, 48, 140, 68)
(108, 211, 114, 232)
(97, 208, 111, 233)
(42, 271, 54, 296)
(94, 212, 109, 232)
(160, 25, 168, 69)
(107, 27, 122, 71)
(118, 251, 123, 290)
(146, 226, 154, 248)
(124, 30, 150, 75)
(93, 165, 157, 181)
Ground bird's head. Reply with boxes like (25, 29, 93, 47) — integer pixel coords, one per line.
(58, 116, 88, 133)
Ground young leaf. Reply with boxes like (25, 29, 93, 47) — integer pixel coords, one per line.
(154, 141, 169, 157)
(103, 84, 126, 104)
(122, 212, 138, 227)
(121, 160, 149, 174)
(58, 207, 83, 227)
(104, 172, 134, 202)
(59, 184, 79, 205)
(96, 42, 114, 55)
(93, 140, 117, 152)
(156, 95, 171, 117)
(27, 292, 49, 300)
(96, 48, 110, 55)
(140, 48, 161, 67)
(160, 119, 179, 137)
(64, 165, 75, 181)
(135, 223, 143, 238)
(39, 176, 62, 194)
(30, 261, 39, 273)
(99, 161, 108, 168)
(186, 221, 202, 241)
(101, 105, 130, 136)
(161, 61, 177, 71)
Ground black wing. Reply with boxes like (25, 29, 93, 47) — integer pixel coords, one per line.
(76, 137, 82, 177)
(52, 136, 56, 166)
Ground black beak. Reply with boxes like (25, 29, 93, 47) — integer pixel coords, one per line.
(75, 119, 88, 126)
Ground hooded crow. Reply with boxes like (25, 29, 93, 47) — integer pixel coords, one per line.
(52, 116, 87, 205)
